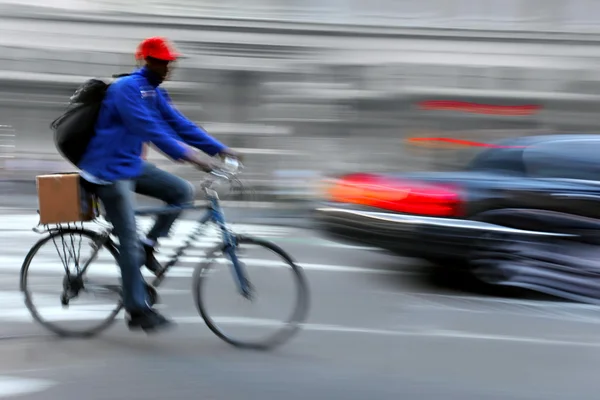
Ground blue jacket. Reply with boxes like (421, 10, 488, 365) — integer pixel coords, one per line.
(78, 67, 226, 182)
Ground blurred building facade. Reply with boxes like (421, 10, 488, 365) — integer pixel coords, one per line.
(7, 0, 600, 33)
(2, 0, 600, 197)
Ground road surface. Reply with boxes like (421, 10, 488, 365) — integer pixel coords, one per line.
(1, 213, 600, 399)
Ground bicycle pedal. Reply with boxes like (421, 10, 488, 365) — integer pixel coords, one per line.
(145, 284, 159, 306)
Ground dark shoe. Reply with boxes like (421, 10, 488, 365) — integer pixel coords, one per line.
(142, 243, 162, 276)
(126, 308, 175, 333)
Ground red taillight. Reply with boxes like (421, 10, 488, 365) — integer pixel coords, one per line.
(328, 174, 463, 217)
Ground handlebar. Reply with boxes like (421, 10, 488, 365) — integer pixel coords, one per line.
(202, 157, 244, 189)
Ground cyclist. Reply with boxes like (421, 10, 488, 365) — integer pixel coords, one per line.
(78, 36, 239, 333)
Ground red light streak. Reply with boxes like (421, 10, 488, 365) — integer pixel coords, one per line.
(418, 100, 541, 116)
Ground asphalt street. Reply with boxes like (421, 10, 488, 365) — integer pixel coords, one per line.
(1, 211, 600, 399)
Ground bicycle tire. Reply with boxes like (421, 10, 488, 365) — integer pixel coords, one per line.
(192, 235, 310, 350)
(20, 228, 123, 338)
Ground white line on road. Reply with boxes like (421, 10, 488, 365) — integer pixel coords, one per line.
(0, 215, 295, 234)
(0, 376, 56, 397)
(0, 230, 381, 252)
(370, 290, 600, 324)
(0, 256, 407, 276)
(0, 307, 120, 323)
(4, 307, 600, 348)
(0, 214, 381, 251)
(176, 316, 600, 348)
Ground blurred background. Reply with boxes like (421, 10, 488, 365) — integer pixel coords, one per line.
(2, 0, 600, 201)
(5, 3, 600, 399)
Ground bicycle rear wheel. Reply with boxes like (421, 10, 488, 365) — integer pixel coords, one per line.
(193, 235, 309, 350)
(20, 228, 123, 338)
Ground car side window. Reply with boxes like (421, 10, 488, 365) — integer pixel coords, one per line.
(467, 146, 527, 175)
(524, 139, 600, 181)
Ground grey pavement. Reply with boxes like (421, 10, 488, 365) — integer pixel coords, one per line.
(0, 212, 600, 398)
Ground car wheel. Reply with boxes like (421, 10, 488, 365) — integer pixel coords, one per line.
(424, 258, 484, 290)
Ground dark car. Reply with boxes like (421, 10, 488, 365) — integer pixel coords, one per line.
(315, 134, 600, 303)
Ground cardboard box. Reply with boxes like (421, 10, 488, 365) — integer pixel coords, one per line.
(36, 173, 96, 225)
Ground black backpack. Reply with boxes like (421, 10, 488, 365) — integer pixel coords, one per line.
(51, 73, 130, 167)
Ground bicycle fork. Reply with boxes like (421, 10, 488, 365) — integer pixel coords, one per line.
(209, 194, 253, 300)
(223, 240, 253, 300)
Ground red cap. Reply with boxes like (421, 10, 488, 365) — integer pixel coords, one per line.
(135, 37, 180, 61)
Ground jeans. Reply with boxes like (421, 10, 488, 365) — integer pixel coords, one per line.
(94, 162, 195, 312)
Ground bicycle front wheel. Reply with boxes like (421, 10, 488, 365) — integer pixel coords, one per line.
(20, 228, 124, 338)
(193, 235, 310, 350)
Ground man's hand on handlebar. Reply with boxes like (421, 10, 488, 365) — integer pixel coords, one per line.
(183, 148, 242, 174)
(218, 148, 242, 162)
(183, 150, 218, 173)
(197, 161, 217, 173)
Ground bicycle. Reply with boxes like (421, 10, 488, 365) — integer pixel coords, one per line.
(20, 158, 310, 350)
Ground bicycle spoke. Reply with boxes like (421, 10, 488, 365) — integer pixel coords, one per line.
(22, 228, 123, 338)
(193, 235, 309, 350)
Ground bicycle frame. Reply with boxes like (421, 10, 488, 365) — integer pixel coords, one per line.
(203, 189, 252, 297)
(77, 184, 251, 298)
(147, 187, 251, 297)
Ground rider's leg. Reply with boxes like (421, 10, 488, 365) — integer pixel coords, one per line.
(134, 162, 194, 272)
(95, 180, 148, 311)
(136, 162, 194, 240)
(95, 180, 173, 331)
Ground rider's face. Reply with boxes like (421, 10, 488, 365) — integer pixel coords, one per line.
(145, 58, 172, 83)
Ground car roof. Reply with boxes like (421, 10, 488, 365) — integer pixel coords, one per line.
(497, 134, 600, 147)
(468, 134, 600, 173)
